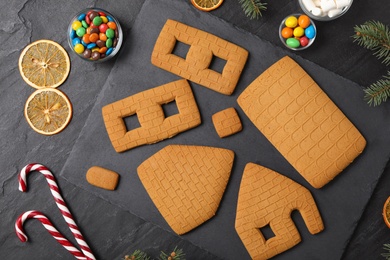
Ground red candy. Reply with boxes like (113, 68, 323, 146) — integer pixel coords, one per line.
(299, 36, 309, 47)
(99, 23, 109, 33)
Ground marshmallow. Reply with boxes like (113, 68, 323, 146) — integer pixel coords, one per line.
(302, 0, 317, 12)
(335, 0, 351, 9)
(328, 8, 343, 18)
(320, 0, 337, 13)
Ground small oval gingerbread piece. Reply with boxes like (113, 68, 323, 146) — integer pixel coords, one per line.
(86, 166, 119, 190)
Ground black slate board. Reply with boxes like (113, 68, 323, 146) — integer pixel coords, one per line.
(60, 0, 390, 259)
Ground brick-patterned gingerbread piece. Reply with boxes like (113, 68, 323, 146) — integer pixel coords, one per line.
(237, 56, 366, 188)
(235, 163, 324, 260)
(137, 145, 234, 235)
(151, 19, 248, 95)
(212, 107, 242, 138)
(86, 166, 119, 190)
(102, 79, 201, 153)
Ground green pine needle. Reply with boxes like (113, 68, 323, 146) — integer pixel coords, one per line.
(353, 20, 390, 66)
(124, 250, 150, 260)
(382, 244, 390, 259)
(364, 71, 390, 106)
(159, 246, 185, 260)
(238, 0, 267, 20)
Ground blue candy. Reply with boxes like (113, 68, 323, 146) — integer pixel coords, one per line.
(106, 47, 113, 55)
(87, 43, 97, 49)
(78, 13, 86, 21)
(107, 16, 114, 22)
(72, 37, 81, 46)
(70, 30, 77, 39)
(305, 25, 316, 39)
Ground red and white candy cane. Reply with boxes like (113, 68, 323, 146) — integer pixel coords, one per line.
(18, 163, 95, 260)
(15, 210, 87, 260)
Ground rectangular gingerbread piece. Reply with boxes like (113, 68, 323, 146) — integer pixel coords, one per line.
(237, 56, 366, 188)
(151, 19, 248, 95)
(102, 79, 201, 153)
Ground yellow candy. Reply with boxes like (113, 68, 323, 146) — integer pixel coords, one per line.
(72, 20, 82, 31)
(74, 43, 85, 54)
(285, 16, 298, 28)
(91, 47, 99, 53)
(293, 27, 305, 37)
(101, 16, 108, 23)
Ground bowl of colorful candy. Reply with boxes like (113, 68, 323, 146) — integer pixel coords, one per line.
(298, 0, 353, 21)
(68, 8, 123, 62)
(279, 14, 316, 51)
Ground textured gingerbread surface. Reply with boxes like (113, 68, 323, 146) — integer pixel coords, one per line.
(235, 163, 324, 260)
(102, 79, 201, 153)
(137, 145, 234, 235)
(237, 56, 366, 188)
(86, 166, 120, 190)
(212, 107, 242, 138)
(151, 19, 248, 95)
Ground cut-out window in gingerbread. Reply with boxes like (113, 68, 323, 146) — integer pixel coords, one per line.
(151, 19, 248, 95)
(235, 163, 324, 260)
(102, 79, 201, 153)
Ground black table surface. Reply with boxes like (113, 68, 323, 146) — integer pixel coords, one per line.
(1, 0, 389, 259)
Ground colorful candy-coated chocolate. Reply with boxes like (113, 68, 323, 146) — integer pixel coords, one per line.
(105, 28, 115, 39)
(72, 38, 81, 46)
(78, 13, 86, 21)
(93, 16, 103, 26)
(87, 43, 97, 49)
(293, 27, 305, 37)
(305, 25, 316, 39)
(76, 27, 86, 37)
(74, 43, 85, 54)
(300, 36, 310, 47)
(281, 27, 293, 39)
(285, 16, 298, 28)
(286, 38, 300, 48)
(298, 15, 311, 28)
(70, 9, 120, 61)
(280, 14, 315, 49)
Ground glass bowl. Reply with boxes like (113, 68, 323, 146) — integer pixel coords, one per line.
(67, 8, 123, 62)
(298, 0, 353, 21)
(279, 14, 316, 51)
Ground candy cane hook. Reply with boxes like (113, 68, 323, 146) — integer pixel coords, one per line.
(15, 210, 87, 260)
(18, 163, 95, 260)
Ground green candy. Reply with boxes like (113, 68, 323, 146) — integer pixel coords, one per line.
(76, 27, 86, 37)
(286, 37, 300, 48)
(82, 20, 88, 28)
(106, 38, 113, 48)
(93, 16, 103, 26)
(106, 28, 115, 39)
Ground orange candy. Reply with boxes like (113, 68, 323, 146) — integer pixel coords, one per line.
(82, 34, 91, 44)
(298, 15, 311, 29)
(107, 21, 117, 30)
(99, 47, 108, 54)
(89, 33, 99, 43)
(281, 27, 293, 39)
(99, 33, 108, 41)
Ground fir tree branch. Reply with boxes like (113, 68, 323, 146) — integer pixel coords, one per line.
(353, 20, 390, 66)
(382, 244, 390, 259)
(159, 246, 185, 260)
(238, 0, 267, 20)
(124, 250, 150, 260)
(363, 71, 390, 106)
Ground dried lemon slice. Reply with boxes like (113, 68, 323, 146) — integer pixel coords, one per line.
(24, 88, 72, 135)
(384, 196, 390, 228)
(19, 39, 70, 89)
(191, 0, 224, 11)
